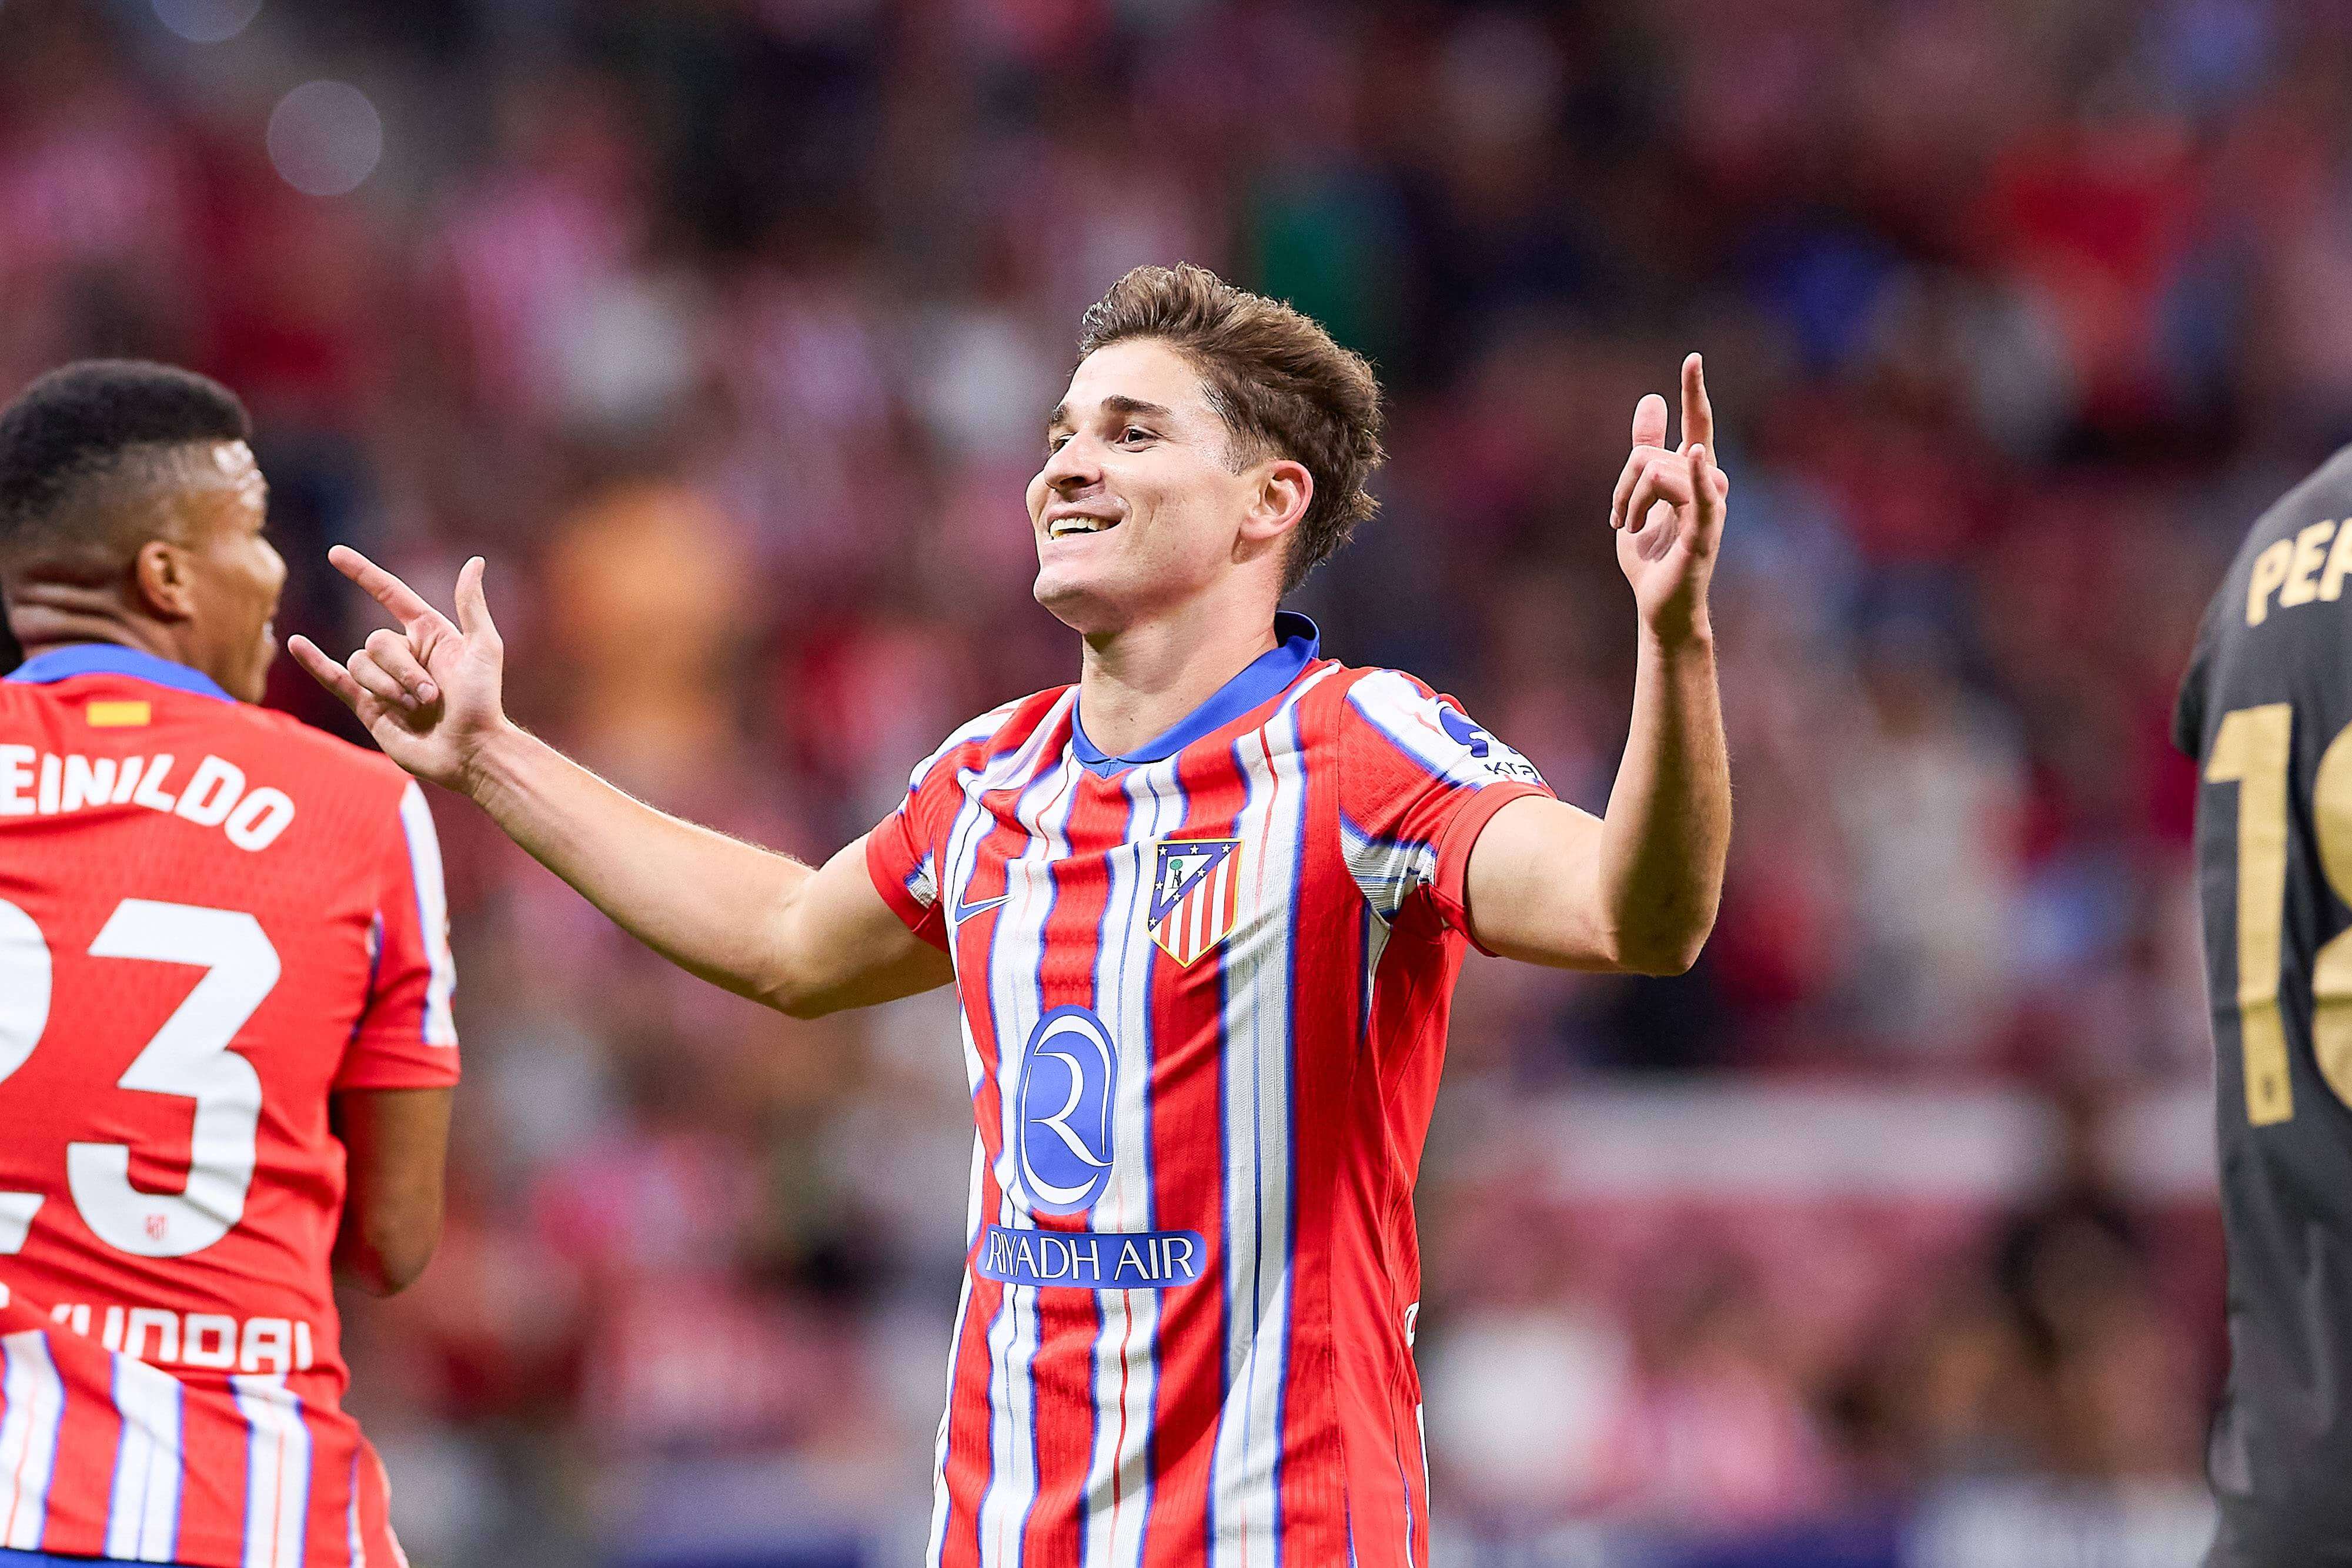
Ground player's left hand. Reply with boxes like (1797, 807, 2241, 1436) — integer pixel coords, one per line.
(1611, 353, 1729, 643)
(288, 547, 510, 795)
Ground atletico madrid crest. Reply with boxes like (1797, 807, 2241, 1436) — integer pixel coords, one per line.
(1150, 837, 1242, 966)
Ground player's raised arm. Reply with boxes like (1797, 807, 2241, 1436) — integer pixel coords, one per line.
(1463, 353, 1732, 974)
(292, 548, 953, 1016)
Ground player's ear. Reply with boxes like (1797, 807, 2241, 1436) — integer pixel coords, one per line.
(132, 538, 198, 622)
(1238, 458, 1312, 547)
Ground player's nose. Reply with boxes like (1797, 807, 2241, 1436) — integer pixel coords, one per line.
(1041, 433, 1101, 493)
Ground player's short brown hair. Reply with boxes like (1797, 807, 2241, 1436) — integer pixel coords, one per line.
(1076, 264, 1384, 594)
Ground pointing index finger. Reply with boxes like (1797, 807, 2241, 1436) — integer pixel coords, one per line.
(1680, 352, 1713, 454)
(329, 544, 452, 632)
(287, 634, 367, 712)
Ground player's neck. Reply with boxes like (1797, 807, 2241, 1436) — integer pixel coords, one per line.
(1075, 597, 1282, 757)
(8, 594, 189, 674)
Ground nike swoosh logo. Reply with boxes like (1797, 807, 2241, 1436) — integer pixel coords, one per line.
(954, 894, 1010, 922)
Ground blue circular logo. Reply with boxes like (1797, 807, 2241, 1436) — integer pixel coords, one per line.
(1438, 704, 1492, 758)
(1015, 1005, 1118, 1216)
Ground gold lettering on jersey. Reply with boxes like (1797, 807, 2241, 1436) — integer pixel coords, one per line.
(2247, 523, 2352, 626)
(2209, 703, 2298, 1124)
(0, 746, 297, 851)
(2326, 522, 2352, 602)
(2283, 520, 2337, 610)
(2249, 539, 2294, 624)
(2307, 726, 2352, 1108)
(85, 700, 151, 728)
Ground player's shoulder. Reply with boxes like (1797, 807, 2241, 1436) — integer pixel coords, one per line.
(2, 678, 408, 799)
(1318, 661, 1548, 787)
(907, 688, 1071, 790)
(1322, 663, 1467, 737)
(2176, 442, 2352, 755)
(230, 702, 416, 795)
(2223, 440, 2352, 586)
(2277, 440, 2352, 527)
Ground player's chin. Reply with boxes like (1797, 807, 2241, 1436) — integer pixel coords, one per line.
(1032, 564, 1126, 637)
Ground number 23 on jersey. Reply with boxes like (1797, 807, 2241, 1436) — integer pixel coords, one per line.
(0, 896, 278, 1258)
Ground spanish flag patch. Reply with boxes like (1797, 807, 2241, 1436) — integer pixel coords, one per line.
(85, 700, 152, 728)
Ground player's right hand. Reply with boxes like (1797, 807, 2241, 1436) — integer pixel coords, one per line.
(289, 547, 509, 795)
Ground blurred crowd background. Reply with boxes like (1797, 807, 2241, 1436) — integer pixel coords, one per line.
(3, 0, 2334, 1562)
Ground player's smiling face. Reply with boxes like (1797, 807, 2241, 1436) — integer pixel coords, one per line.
(175, 440, 287, 704)
(1029, 339, 1279, 635)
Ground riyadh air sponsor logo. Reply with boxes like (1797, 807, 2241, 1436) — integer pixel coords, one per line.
(976, 1224, 1207, 1289)
(1148, 836, 1241, 966)
(1013, 1005, 1117, 1216)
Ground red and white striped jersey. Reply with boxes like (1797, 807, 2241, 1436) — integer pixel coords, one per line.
(0, 644, 459, 1567)
(864, 614, 1552, 1568)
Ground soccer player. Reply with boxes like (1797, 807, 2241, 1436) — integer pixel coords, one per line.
(2176, 447, 2352, 1566)
(296, 264, 1730, 1566)
(0, 362, 458, 1568)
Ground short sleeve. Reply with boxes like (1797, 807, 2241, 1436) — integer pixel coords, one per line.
(336, 781, 462, 1091)
(865, 702, 1018, 952)
(1338, 670, 1554, 940)
(2173, 599, 2219, 759)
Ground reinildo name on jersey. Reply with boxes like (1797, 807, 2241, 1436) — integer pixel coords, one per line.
(0, 745, 295, 851)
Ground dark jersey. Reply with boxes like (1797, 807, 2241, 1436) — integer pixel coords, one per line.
(2177, 443, 2352, 1566)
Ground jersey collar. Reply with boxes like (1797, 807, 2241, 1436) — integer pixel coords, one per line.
(5, 643, 236, 703)
(1071, 612, 1320, 778)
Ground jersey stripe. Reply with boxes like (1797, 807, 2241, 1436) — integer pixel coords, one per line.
(1208, 692, 1312, 1565)
(927, 1135, 987, 1568)
(345, 1455, 366, 1568)
(105, 1355, 182, 1562)
(940, 700, 1073, 1568)
(230, 1375, 310, 1568)
(0, 1333, 62, 1548)
(954, 702, 1080, 1568)
(1027, 766, 1122, 1567)
(1140, 740, 1250, 1568)
(979, 748, 1084, 1563)
(1081, 764, 1175, 1568)
(395, 784, 456, 1047)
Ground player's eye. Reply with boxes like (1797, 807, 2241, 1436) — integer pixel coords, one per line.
(1120, 426, 1154, 446)
(1046, 433, 1072, 455)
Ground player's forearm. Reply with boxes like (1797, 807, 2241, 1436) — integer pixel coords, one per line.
(1595, 622, 1729, 974)
(462, 723, 815, 1001)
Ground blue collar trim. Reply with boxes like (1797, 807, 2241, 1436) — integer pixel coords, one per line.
(1072, 612, 1320, 778)
(5, 643, 235, 703)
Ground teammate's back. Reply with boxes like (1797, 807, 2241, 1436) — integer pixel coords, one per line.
(0, 362, 457, 1568)
(0, 650, 455, 1564)
(2177, 442, 2352, 1565)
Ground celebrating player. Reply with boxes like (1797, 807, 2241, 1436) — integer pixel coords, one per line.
(296, 264, 1730, 1566)
(2177, 446, 2352, 1565)
(0, 362, 457, 1568)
